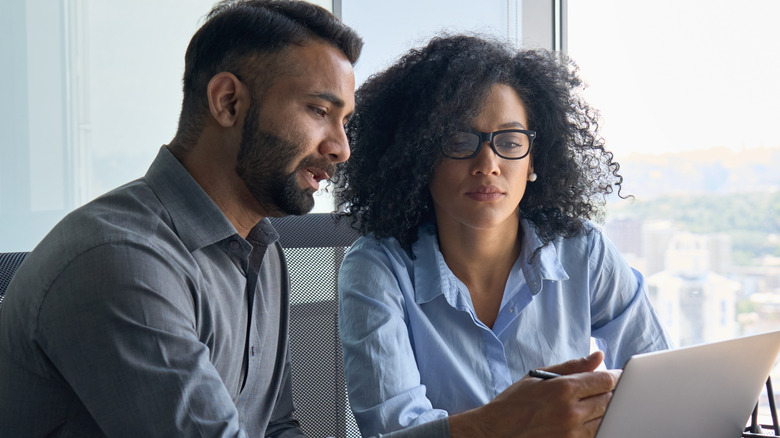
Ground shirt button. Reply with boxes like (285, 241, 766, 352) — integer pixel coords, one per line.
(229, 240, 240, 250)
(509, 307, 515, 313)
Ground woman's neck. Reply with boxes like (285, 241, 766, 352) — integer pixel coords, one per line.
(436, 215, 521, 328)
(436, 216, 521, 294)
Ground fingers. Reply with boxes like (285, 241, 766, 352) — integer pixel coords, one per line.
(579, 387, 614, 423)
(527, 368, 621, 401)
(544, 350, 605, 375)
(556, 377, 617, 435)
(482, 365, 621, 438)
(583, 414, 604, 437)
(568, 369, 621, 399)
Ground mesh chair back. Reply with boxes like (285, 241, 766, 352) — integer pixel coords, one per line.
(270, 213, 361, 438)
(0, 251, 29, 309)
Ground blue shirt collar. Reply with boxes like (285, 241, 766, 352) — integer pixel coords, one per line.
(412, 219, 569, 306)
(518, 219, 569, 294)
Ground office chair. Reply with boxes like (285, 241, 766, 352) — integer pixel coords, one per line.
(0, 251, 28, 309)
(270, 213, 361, 438)
(0, 214, 361, 438)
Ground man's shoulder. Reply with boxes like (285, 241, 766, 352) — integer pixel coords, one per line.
(55, 178, 175, 252)
(22, 179, 186, 289)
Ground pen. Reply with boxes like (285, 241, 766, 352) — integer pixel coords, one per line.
(528, 369, 561, 380)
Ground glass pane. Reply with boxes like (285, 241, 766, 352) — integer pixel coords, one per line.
(569, 5, 780, 419)
(569, 5, 780, 421)
(342, 0, 522, 84)
(0, 1, 335, 251)
(569, 0, 780, 347)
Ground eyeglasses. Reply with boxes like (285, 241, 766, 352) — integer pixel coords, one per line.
(442, 129, 536, 160)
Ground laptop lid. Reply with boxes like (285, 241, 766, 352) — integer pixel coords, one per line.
(595, 330, 780, 438)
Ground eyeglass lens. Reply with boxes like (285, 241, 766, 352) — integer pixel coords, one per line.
(444, 131, 531, 159)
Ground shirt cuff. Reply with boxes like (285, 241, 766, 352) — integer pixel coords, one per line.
(375, 417, 450, 438)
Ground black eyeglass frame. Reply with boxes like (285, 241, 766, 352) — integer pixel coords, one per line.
(442, 129, 537, 160)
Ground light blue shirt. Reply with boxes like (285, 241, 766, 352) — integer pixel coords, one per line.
(339, 219, 671, 436)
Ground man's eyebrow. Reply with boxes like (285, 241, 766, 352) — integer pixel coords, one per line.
(310, 92, 345, 108)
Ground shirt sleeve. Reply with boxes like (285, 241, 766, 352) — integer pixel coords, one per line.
(376, 417, 450, 438)
(587, 229, 673, 368)
(266, 348, 306, 437)
(338, 239, 448, 436)
(36, 242, 248, 438)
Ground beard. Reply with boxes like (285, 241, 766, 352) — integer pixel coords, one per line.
(235, 102, 331, 216)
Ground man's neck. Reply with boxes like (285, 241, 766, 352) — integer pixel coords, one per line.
(166, 141, 266, 239)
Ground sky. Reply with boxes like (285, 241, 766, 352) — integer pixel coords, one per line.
(566, 0, 780, 157)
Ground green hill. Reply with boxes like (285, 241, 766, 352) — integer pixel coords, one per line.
(608, 191, 780, 265)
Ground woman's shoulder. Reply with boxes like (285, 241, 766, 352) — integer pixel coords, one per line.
(556, 219, 624, 264)
(569, 220, 614, 256)
(345, 234, 411, 270)
(523, 217, 604, 245)
(523, 218, 614, 264)
(349, 224, 438, 256)
(349, 234, 402, 254)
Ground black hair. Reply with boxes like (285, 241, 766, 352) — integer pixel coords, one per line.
(173, 0, 363, 146)
(335, 34, 623, 255)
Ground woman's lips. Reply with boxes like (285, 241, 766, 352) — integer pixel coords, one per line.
(465, 186, 505, 201)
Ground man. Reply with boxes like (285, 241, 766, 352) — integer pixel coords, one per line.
(0, 1, 618, 437)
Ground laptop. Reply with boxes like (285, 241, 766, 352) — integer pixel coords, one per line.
(595, 330, 780, 438)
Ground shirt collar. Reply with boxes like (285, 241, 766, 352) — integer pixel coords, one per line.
(412, 223, 465, 307)
(412, 219, 569, 305)
(145, 146, 263, 252)
(518, 218, 569, 294)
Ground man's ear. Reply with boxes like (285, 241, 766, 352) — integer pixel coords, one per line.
(207, 72, 249, 128)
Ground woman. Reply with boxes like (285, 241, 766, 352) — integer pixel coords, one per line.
(334, 34, 671, 436)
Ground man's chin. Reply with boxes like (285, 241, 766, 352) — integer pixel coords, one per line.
(272, 190, 316, 217)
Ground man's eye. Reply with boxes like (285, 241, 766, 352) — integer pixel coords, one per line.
(311, 107, 327, 118)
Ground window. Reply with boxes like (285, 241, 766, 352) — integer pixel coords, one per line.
(568, 0, 780, 347)
(1, 0, 548, 252)
(568, 0, 780, 420)
(6, 0, 776, 352)
(0, 0, 217, 251)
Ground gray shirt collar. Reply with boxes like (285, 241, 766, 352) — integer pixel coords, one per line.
(145, 146, 278, 252)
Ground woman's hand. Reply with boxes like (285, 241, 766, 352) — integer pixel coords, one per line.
(449, 351, 621, 438)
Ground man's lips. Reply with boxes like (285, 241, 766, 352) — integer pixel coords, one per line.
(300, 167, 330, 190)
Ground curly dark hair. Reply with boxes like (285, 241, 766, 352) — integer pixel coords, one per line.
(334, 33, 623, 255)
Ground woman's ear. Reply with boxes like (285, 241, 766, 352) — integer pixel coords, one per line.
(206, 72, 249, 128)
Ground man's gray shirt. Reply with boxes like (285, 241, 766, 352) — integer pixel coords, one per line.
(0, 146, 302, 437)
(0, 146, 449, 438)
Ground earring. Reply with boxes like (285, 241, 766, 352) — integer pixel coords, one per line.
(528, 173, 538, 182)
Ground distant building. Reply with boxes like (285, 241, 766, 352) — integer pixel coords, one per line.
(604, 216, 643, 256)
(648, 271, 739, 346)
(730, 256, 780, 335)
(647, 233, 739, 346)
(707, 233, 732, 275)
(641, 220, 678, 276)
